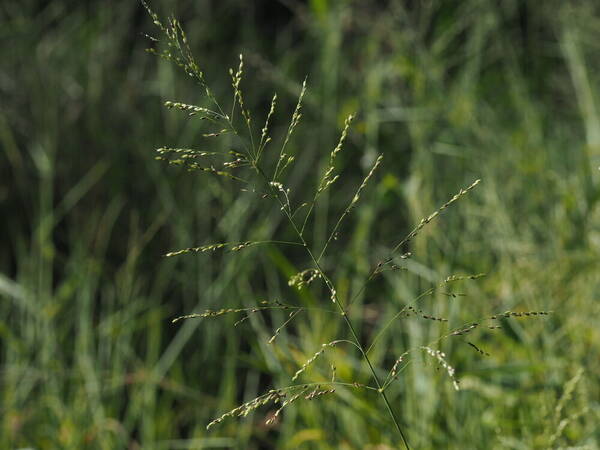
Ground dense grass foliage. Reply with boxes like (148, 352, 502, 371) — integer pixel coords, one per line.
(1, 1, 599, 449)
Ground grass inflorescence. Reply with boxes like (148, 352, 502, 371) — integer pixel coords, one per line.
(143, 4, 553, 448)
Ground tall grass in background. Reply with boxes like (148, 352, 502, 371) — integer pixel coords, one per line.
(1, 1, 599, 449)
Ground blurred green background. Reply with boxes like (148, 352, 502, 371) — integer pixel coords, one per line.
(1, 0, 599, 448)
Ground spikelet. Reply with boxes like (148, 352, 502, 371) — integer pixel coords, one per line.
(268, 310, 302, 344)
(304, 387, 335, 400)
(317, 114, 354, 195)
(405, 305, 448, 322)
(326, 281, 338, 303)
(288, 269, 321, 290)
(452, 323, 479, 336)
(172, 307, 254, 323)
(390, 179, 481, 256)
(265, 387, 309, 425)
(203, 129, 229, 137)
(165, 243, 226, 257)
(350, 155, 383, 208)
(158, 158, 247, 181)
(467, 341, 490, 356)
(441, 292, 467, 298)
(172, 300, 298, 324)
(277, 154, 296, 179)
(164, 241, 256, 257)
(292, 341, 342, 381)
(230, 54, 252, 127)
(285, 79, 306, 144)
(374, 252, 411, 274)
(442, 273, 486, 284)
(223, 157, 248, 169)
(422, 346, 460, 391)
(390, 351, 409, 378)
(155, 147, 221, 160)
(489, 310, 551, 320)
(257, 93, 277, 161)
(163, 101, 221, 118)
(274, 79, 306, 180)
(189, 165, 243, 180)
(269, 181, 292, 212)
(206, 389, 284, 430)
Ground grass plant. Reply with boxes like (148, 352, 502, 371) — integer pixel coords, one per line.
(143, 4, 553, 448)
